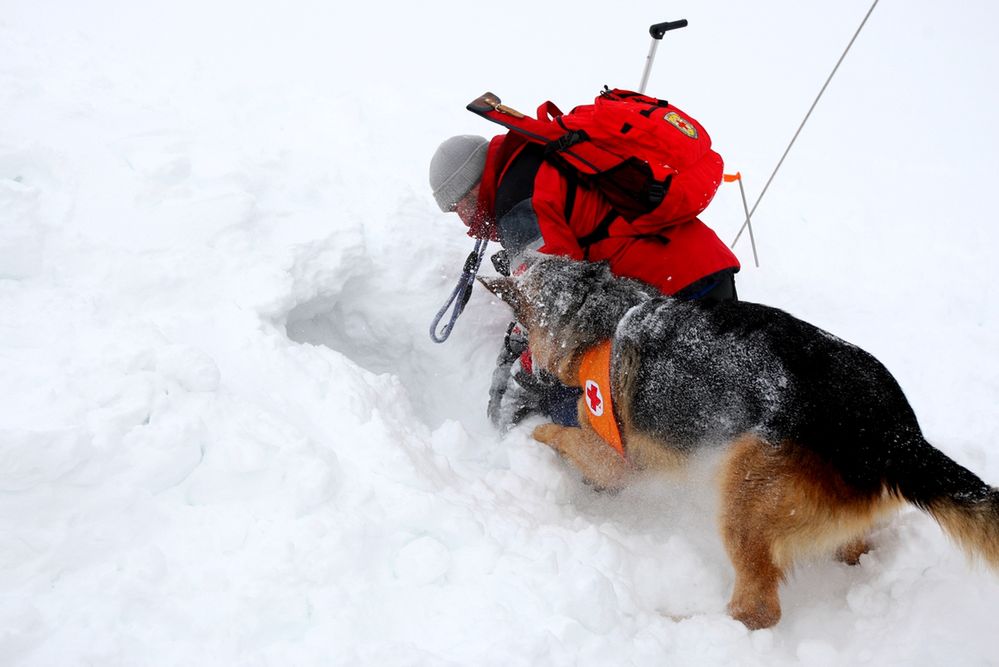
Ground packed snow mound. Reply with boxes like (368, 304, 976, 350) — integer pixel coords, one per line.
(3, 1, 999, 665)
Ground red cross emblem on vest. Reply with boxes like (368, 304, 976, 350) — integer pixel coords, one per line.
(578, 341, 624, 457)
(585, 379, 604, 417)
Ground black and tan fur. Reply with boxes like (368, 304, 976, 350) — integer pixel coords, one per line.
(481, 256, 999, 630)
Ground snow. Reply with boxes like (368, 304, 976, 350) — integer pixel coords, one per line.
(2, 0, 999, 664)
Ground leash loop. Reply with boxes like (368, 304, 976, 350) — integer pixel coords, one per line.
(429, 239, 489, 343)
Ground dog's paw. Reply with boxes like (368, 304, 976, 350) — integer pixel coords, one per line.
(728, 597, 781, 630)
(532, 423, 564, 446)
(533, 424, 632, 491)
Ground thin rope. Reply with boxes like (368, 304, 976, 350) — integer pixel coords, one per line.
(732, 0, 880, 248)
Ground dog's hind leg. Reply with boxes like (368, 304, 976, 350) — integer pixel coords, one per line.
(719, 436, 898, 629)
(718, 435, 789, 630)
(533, 423, 632, 491)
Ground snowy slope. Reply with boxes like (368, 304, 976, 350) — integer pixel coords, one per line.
(2, 0, 998, 664)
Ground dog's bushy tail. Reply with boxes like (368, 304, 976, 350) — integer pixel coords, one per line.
(889, 439, 999, 570)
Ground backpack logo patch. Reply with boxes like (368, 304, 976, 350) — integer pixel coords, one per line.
(585, 379, 605, 417)
(664, 111, 698, 139)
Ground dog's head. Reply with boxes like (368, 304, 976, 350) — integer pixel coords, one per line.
(479, 256, 653, 381)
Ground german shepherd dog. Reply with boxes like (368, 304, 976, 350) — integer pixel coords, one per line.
(480, 256, 999, 630)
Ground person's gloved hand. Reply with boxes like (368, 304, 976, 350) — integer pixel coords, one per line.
(487, 322, 582, 430)
(487, 322, 545, 430)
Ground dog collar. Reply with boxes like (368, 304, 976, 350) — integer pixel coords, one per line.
(577, 340, 625, 458)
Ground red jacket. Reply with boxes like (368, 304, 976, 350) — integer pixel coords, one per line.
(473, 134, 740, 295)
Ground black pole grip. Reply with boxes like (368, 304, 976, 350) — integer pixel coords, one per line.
(650, 19, 688, 39)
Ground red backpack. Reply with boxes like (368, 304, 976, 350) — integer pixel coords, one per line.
(468, 88, 723, 235)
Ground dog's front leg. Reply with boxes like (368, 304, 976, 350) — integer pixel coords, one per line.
(533, 423, 632, 491)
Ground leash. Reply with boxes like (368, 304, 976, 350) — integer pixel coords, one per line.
(429, 238, 489, 343)
(731, 0, 880, 250)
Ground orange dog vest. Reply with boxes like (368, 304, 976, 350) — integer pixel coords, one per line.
(577, 340, 625, 457)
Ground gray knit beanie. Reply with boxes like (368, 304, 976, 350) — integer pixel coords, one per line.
(429, 135, 489, 212)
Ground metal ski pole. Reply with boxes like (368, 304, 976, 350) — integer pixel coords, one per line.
(639, 19, 688, 94)
(725, 172, 760, 267)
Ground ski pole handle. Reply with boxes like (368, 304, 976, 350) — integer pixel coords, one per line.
(639, 19, 687, 94)
(650, 20, 688, 39)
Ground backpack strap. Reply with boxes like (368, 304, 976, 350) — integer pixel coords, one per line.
(577, 210, 674, 259)
(577, 209, 619, 258)
(563, 169, 578, 226)
(537, 100, 564, 121)
(468, 93, 617, 177)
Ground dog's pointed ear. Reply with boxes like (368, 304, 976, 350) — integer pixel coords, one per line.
(478, 276, 522, 310)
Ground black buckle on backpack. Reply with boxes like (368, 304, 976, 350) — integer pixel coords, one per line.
(646, 176, 671, 206)
(545, 130, 589, 155)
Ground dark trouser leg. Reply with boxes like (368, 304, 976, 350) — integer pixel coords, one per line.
(675, 269, 738, 303)
(540, 384, 583, 427)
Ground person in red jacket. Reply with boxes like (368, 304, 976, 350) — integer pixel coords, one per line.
(430, 133, 740, 428)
